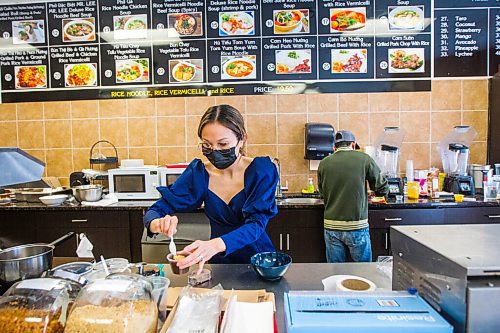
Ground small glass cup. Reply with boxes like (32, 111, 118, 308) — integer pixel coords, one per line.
(395, 194, 403, 202)
(146, 276, 170, 322)
(483, 181, 499, 201)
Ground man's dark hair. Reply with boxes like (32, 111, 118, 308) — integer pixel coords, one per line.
(335, 141, 353, 149)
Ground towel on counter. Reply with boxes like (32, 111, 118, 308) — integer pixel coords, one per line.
(81, 194, 118, 207)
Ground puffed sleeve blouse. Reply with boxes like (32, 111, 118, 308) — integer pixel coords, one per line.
(143, 156, 278, 264)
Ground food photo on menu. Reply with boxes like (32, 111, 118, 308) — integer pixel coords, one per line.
(220, 55, 256, 80)
(388, 48, 425, 73)
(113, 14, 148, 39)
(14, 65, 47, 89)
(12, 20, 45, 44)
(169, 59, 203, 83)
(168, 12, 203, 36)
(275, 49, 311, 74)
(115, 58, 150, 83)
(330, 8, 366, 32)
(274, 9, 310, 34)
(388, 6, 424, 31)
(219, 11, 255, 36)
(64, 63, 97, 87)
(62, 18, 96, 42)
(331, 49, 367, 73)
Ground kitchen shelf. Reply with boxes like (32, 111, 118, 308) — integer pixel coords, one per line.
(89, 157, 118, 164)
(93, 174, 109, 181)
(89, 140, 118, 186)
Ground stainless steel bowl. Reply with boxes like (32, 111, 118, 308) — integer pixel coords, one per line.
(73, 185, 103, 202)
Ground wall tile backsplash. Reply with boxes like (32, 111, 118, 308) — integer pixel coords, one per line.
(0, 79, 489, 191)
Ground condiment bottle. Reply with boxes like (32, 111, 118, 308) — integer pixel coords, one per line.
(307, 178, 315, 193)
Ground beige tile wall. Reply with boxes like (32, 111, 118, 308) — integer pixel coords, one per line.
(0, 80, 489, 191)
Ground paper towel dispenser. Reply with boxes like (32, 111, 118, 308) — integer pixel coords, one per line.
(304, 123, 334, 160)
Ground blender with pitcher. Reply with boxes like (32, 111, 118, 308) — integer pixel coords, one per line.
(438, 125, 477, 195)
(374, 127, 405, 197)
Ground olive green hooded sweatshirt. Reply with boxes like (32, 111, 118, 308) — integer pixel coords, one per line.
(318, 148, 389, 230)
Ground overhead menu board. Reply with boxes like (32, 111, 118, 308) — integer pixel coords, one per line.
(0, 0, 498, 103)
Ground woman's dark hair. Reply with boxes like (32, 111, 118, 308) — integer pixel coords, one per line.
(197, 104, 247, 141)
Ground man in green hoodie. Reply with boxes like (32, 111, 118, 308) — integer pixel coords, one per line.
(318, 130, 388, 262)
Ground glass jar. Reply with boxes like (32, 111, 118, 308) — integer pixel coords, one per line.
(0, 278, 76, 333)
(65, 273, 157, 333)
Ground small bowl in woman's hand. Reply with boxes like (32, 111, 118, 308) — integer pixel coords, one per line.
(167, 253, 190, 275)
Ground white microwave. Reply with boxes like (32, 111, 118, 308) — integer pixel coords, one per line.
(108, 167, 161, 200)
(158, 165, 188, 187)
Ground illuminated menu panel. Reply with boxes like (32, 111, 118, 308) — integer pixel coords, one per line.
(0, 0, 498, 103)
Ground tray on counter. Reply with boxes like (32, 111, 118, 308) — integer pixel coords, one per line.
(14, 187, 72, 203)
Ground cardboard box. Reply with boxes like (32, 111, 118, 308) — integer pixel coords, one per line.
(161, 288, 275, 333)
(285, 291, 453, 333)
(52, 257, 94, 267)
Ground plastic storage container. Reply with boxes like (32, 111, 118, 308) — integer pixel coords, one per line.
(83, 258, 132, 283)
(93, 258, 130, 274)
(65, 273, 157, 333)
(46, 261, 94, 286)
(0, 278, 78, 333)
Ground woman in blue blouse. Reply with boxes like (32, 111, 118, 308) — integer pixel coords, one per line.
(143, 104, 278, 273)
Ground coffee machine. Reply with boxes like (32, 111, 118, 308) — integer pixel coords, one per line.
(374, 127, 405, 197)
(438, 126, 477, 195)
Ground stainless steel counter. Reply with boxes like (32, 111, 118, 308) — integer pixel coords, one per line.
(163, 262, 392, 333)
(392, 224, 500, 333)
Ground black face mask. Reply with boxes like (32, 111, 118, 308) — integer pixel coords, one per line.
(204, 146, 239, 170)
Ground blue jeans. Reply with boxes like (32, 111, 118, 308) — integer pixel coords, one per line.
(324, 228, 372, 263)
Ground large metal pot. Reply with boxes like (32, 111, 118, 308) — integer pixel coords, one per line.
(0, 232, 75, 287)
(72, 184, 103, 202)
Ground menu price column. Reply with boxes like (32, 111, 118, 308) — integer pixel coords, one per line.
(434, 9, 488, 77)
(489, 8, 500, 75)
(437, 14, 450, 59)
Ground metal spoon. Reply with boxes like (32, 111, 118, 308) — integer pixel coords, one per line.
(169, 236, 177, 256)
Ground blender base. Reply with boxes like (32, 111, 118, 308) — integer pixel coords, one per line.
(387, 177, 404, 197)
(443, 175, 475, 195)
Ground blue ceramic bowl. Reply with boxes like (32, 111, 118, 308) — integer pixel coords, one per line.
(250, 251, 292, 281)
